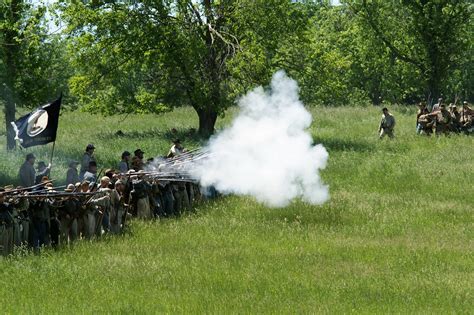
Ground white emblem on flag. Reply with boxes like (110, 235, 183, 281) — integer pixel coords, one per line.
(27, 109, 49, 137)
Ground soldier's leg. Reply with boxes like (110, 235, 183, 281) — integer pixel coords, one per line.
(0, 225, 7, 256)
(49, 218, 60, 249)
(60, 218, 70, 245)
(4, 226, 14, 256)
(181, 187, 191, 211)
(87, 211, 96, 239)
(20, 218, 29, 246)
(379, 129, 385, 139)
(70, 219, 78, 242)
(13, 218, 21, 247)
(173, 191, 182, 216)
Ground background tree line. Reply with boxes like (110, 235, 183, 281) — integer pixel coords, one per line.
(1, 0, 472, 148)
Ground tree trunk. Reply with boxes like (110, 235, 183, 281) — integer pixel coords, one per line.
(196, 107, 218, 138)
(2, 0, 21, 150)
(4, 89, 16, 150)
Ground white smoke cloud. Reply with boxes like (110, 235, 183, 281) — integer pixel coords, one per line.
(193, 71, 329, 207)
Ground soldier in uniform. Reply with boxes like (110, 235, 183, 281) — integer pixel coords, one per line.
(110, 180, 126, 234)
(80, 144, 96, 180)
(379, 108, 396, 139)
(66, 161, 80, 185)
(59, 184, 79, 246)
(167, 139, 185, 158)
(130, 172, 152, 219)
(118, 151, 131, 174)
(460, 101, 474, 133)
(83, 161, 98, 183)
(416, 102, 429, 134)
(19, 153, 37, 188)
(131, 149, 145, 171)
(431, 104, 452, 135)
(431, 97, 442, 112)
(0, 188, 14, 257)
(30, 195, 50, 253)
(449, 104, 461, 133)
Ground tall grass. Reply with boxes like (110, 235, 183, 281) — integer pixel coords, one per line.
(0, 105, 472, 313)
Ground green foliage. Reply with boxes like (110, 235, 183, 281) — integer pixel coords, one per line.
(0, 1, 69, 108)
(345, 0, 472, 101)
(0, 106, 473, 313)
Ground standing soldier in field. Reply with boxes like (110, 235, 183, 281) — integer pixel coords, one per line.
(131, 149, 145, 171)
(19, 153, 37, 188)
(448, 104, 461, 133)
(118, 151, 131, 174)
(379, 107, 396, 139)
(431, 97, 442, 112)
(431, 104, 452, 135)
(460, 101, 474, 133)
(0, 188, 14, 257)
(416, 102, 429, 134)
(66, 161, 80, 185)
(80, 144, 96, 180)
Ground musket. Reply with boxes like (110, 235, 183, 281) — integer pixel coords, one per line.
(3, 180, 54, 195)
(15, 192, 100, 199)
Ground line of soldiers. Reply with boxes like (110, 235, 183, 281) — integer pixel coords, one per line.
(416, 100, 473, 135)
(1, 140, 206, 257)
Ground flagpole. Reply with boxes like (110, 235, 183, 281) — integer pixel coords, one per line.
(49, 141, 56, 172)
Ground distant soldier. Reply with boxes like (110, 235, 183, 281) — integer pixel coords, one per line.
(29, 196, 50, 253)
(19, 153, 36, 188)
(66, 161, 80, 185)
(59, 184, 79, 246)
(130, 172, 152, 219)
(0, 188, 14, 256)
(416, 102, 429, 134)
(460, 101, 474, 133)
(379, 107, 396, 139)
(110, 179, 126, 234)
(432, 104, 452, 135)
(167, 139, 185, 158)
(131, 149, 145, 171)
(449, 104, 461, 132)
(118, 151, 131, 173)
(431, 97, 442, 112)
(80, 144, 96, 180)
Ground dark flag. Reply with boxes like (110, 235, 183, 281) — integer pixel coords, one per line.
(10, 97, 62, 148)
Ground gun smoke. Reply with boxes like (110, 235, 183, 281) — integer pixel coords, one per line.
(193, 71, 329, 207)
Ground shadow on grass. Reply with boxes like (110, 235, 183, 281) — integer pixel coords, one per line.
(314, 137, 374, 153)
(96, 128, 207, 145)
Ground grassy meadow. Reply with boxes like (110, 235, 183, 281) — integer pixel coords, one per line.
(0, 105, 473, 313)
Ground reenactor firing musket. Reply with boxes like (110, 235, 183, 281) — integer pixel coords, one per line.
(15, 192, 101, 199)
(3, 180, 54, 195)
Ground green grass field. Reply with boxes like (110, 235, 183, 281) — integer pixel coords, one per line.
(0, 106, 473, 313)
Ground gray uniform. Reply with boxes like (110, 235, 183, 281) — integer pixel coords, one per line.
(83, 171, 97, 183)
(19, 161, 36, 187)
(66, 167, 79, 185)
(118, 161, 129, 174)
(379, 114, 396, 139)
(79, 153, 95, 180)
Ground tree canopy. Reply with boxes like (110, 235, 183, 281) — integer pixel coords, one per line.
(1, 0, 472, 146)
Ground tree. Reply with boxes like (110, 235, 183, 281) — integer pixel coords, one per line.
(346, 0, 472, 102)
(61, 0, 312, 137)
(1, 0, 69, 149)
(62, 0, 242, 137)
